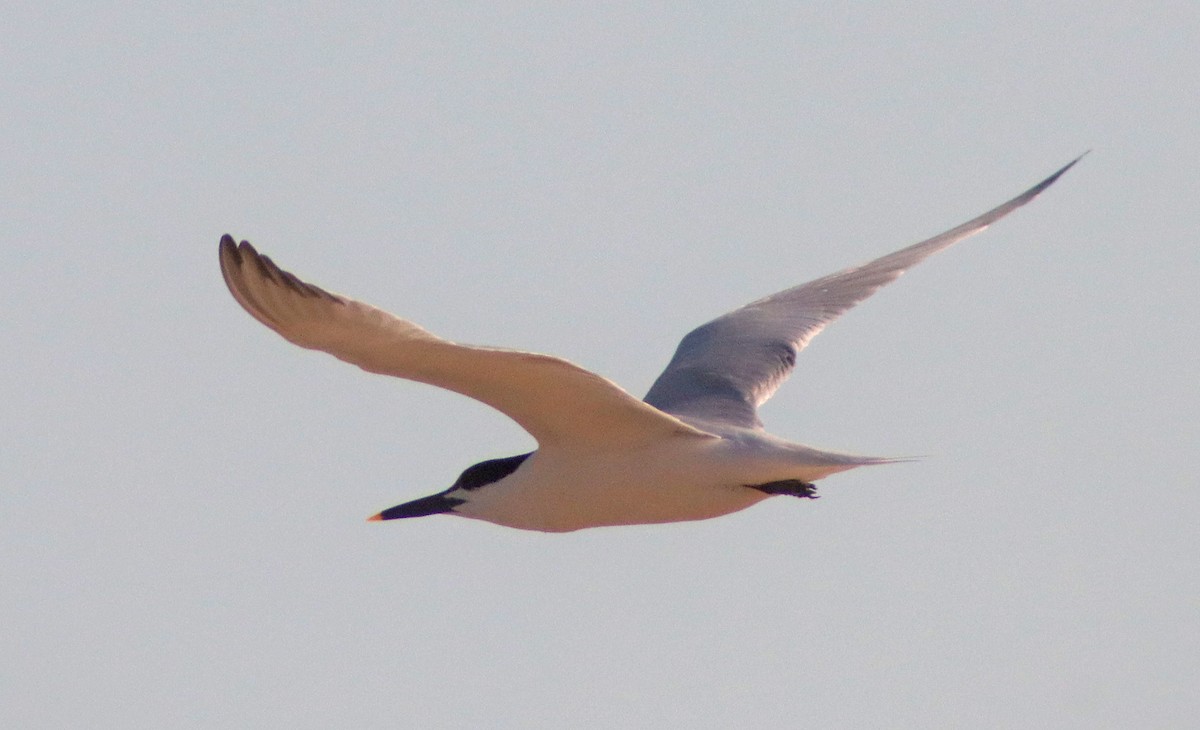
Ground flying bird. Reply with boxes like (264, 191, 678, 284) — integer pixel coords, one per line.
(220, 156, 1081, 532)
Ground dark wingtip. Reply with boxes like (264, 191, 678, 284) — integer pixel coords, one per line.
(220, 235, 259, 254)
(1039, 151, 1088, 190)
(219, 234, 242, 266)
(1053, 150, 1090, 178)
(1008, 152, 1088, 208)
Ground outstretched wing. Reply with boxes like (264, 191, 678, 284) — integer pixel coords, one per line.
(643, 156, 1083, 429)
(220, 238, 714, 448)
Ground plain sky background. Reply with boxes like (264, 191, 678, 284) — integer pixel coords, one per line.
(3, 3, 1197, 728)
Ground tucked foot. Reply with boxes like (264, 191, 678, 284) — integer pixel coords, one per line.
(748, 479, 819, 499)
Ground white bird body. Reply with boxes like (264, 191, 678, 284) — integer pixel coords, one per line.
(219, 157, 1081, 532)
(451, 428, 893, 532)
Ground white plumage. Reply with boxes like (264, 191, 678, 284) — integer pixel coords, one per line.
(220, 157, 1081, 531)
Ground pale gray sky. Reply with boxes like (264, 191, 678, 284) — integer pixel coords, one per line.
(3, 3, 1197, 728)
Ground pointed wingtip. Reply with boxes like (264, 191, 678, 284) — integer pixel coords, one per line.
(985, 152, 1087, 218)
(1023, 151, 1089, 200)
(219, 234, 257, 255)
(218, 234, 245, 266)
(1055, 150, 1091, 178)
(219, 234, 236, 259)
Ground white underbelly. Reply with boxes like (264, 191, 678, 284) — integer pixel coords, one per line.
(453, 436, 845, 532)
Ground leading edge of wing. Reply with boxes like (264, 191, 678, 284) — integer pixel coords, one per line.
(219, 237, 715, 448)
(643, 155, 1086, 429)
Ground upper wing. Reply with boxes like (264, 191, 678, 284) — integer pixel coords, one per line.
(220, 238, 714, 448)
(643, 156, 1084, 429)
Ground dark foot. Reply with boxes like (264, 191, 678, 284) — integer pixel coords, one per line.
(748, 479, 819, 499)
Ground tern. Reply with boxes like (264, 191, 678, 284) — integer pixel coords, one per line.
(220, 156, 1080, 532)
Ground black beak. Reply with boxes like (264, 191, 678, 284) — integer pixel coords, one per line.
(368, 493, 464, 521)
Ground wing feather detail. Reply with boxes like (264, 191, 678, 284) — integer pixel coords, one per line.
(220, 238, 714, 448)
(644, 156, 1084, 429)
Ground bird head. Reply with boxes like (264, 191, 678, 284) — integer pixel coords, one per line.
(367, 452, 533, 522)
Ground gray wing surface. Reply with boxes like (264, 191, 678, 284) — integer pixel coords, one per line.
(643, 156, 1083, 429)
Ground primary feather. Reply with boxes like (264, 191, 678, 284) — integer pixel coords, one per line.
(643, 155, 1084, 428)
